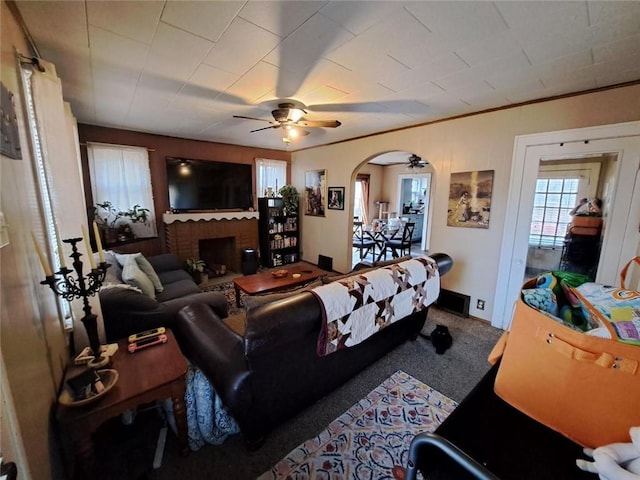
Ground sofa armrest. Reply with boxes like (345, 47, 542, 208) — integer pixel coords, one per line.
(431, 253, 453, 277)
(147, 253, 185, 273)
(244, 292, 321, 358)
(99, 287, 171, 342)
(174, 304, 251, 412)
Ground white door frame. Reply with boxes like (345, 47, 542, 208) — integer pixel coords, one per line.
(396, 173, 432, 251)
(493, 121, 640, 329)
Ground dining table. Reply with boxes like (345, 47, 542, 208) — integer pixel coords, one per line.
(363, 225, 400, 262)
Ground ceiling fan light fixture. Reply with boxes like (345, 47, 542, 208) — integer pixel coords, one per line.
(407, 154, 427, 170)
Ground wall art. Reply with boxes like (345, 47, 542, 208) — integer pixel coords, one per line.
(305, 169, 326, 216)
(328, 187, 345, 210)
(447, 170, 494, 228)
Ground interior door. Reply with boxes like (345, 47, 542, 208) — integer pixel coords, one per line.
(495, 127, 640, 329)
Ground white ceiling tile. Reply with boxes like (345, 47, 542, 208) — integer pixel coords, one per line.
(89, 26, 148, 72)
(186, 64, 240, 97)
(320, 1, 403, 35)
(225, 62, 280, 104)
(16, 1, 88, 48)
(161, 1, 243, 42)
(145, 23, 214, 81)
(496, 2, 589, 36)
(534, 51, 594, 88)
(593, 33, 640, 64)
(87, 1, 163, 44)
(238, 1, 326, 38)
(383, 54, 470, 93)
(300, 85, 349, 106)
(405, 2, 509, 48)
(587, 1, 640, 26)
(262, 13, 354, 72)
(456, 30, 524, 67)
(203, 17, 281, 75)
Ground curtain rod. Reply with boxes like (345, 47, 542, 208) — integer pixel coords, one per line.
(79, 142, 156, 152)
(17, 52, 45, 72)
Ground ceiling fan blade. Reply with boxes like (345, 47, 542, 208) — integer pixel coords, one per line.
(297, 120, 342, 128)
(233, 115, 272, 122)
(250, 125, 281, 133)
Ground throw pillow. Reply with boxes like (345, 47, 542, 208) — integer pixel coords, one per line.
(120, 256, 156, 298)
(96, 250, 124, 285)
(116, 253, 164, 293)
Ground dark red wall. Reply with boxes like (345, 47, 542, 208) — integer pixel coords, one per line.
(78, 124, 291, 256)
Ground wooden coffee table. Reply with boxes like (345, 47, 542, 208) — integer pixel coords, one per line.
(233, 263, 330, 307)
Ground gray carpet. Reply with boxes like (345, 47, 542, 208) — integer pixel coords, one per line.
(130, 307, 503, 480)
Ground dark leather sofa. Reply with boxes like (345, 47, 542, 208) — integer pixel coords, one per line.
(173, 253, 453, 447)
(98, 252, 228, 342)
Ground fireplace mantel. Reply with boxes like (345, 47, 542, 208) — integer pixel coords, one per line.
(163, 212, 259, 273)
(163, 211, 259, 223)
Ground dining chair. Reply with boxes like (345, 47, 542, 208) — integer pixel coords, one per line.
(382, 222, 415, 259)
(353, 221, 376, 260)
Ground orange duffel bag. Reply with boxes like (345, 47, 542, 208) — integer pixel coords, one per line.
(490, 278, 640, 448)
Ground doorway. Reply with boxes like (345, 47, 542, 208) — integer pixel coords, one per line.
(525, 156, 609, 279)
(494, 121, 640, 329)
(397, 173, 431, 252)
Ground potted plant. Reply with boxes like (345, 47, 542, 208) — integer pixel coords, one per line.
(94, 201, 152, 244)
(279, 185, 299, 216)
(124, 204, 151, 225)
(94, 201, 125, 244)
(185, 258, 206, 284)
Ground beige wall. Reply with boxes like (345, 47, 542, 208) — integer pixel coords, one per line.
(1, 2, 67, 478)
(292, 84, 640, 321)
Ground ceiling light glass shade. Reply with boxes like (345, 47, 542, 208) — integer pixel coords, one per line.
(289, 108, 304, 122)
(287, 126, 298, 138)
(178, 161, 191, 176)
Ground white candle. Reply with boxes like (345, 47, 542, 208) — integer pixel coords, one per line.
(31, 231, 53, 276)
(81, 225, 97, 270)
(57, 234, 66, 269)
(92, 221, 105, 263)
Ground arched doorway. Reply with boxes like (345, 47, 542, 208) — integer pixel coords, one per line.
(350, 151, 433, 267)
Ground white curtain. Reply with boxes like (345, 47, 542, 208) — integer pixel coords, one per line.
(23, 59, 95, 339)
(87, 143, 156, 236)
(256, 158, 287, 197)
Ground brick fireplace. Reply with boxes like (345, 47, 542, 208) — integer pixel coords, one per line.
(163, 212, 259, 273)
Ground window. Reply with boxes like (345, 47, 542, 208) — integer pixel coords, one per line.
(87, 143, 156, 237)
(353, 174, 370, 225)
(256, 158, 287, 197)
(529, 178, 578, 247)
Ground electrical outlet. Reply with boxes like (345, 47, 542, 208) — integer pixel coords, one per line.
(477, 299, 485, 310)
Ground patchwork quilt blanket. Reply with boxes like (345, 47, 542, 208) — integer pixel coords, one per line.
(313, 256, 440, 356)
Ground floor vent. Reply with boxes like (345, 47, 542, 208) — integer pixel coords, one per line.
(435, 289, 470, 318)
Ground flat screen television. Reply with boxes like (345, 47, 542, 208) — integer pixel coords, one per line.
(166, 157, 253, 212)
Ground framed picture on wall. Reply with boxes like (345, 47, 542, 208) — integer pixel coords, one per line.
(447, 170, 494, 228)
(327, 187, 345, 210)
(305, 169, 326, 216)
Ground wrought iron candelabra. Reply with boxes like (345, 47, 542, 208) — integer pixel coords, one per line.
(41, 237, 110, 368)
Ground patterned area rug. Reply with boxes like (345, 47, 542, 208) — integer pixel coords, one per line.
(202, 281, 242, 316)
(258, 371, 457, 480)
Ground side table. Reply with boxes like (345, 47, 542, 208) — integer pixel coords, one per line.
(56, 329, 188, 479)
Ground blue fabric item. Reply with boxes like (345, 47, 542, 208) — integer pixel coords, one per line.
(163, 363, 239, 451)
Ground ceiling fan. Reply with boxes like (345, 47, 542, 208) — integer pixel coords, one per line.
(407, 154, 428, 169)
(233, 102, 342, 143)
